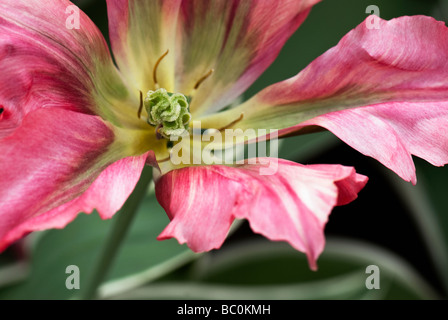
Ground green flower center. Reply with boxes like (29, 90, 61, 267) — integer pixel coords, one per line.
(144, 88, 192, 139)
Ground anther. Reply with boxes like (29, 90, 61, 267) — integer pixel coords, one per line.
(155, 123, 164, 140)
(137, 90, 143, 118)
(153, 49, 169, 89)
(157, 155, 171, 163)
(193, 69, 214, 90)
(216, 113, 244, 131)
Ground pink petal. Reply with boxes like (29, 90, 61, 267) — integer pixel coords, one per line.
(298, 102, 448, 184)
(0, 152, 148, 251)
(0, 1, 162, 251)
(0, 107, 146, 251)
(256, 16, 448, 108)
(156, 159, 367, 270)
(106, 0, 321, 116)
(0, 0, 137, 139)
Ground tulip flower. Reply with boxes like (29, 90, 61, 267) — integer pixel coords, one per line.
(1, 0, 447, 273)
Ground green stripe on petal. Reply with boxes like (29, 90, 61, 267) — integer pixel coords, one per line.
(199, 16, 448, 136)
(107, 0, 180, 93)
(176, 0, 321, 116)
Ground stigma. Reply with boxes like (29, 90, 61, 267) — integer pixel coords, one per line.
(144, 88, 191, 139)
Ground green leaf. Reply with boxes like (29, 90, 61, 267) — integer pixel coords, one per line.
(0, 192, 197, 300)
(111, 238, 439, 300)
(384, 158, 448, 295)
(0, 262, 28, 289)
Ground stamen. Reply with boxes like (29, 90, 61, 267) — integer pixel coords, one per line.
(157, 155, 171, 163)
(155, 123, 164, 140)
(137, 90, 143, 118)
(153, 49, 169, 89)
(216, 113, 244, 131)
(193, 69, 214, 90)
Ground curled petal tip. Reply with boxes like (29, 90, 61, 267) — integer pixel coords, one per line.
(155, 159, 367, 269)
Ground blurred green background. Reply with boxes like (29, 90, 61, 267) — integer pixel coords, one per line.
(0, 0, 447, 300)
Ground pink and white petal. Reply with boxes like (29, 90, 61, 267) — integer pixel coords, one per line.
(80, 153, 149, 220)
(0, 0, 139, 138)
(297, 101, 448, 184)
(106, 0, 321, 115)
(155, 166, 240, 252)
(0, 152, 148, 251)
(156, 159, 367, 270)
(200, 15, 448, 182)
(0, 108, 146, 251)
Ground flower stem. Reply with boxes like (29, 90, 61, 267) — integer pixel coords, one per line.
(81, 165, 153, 300)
